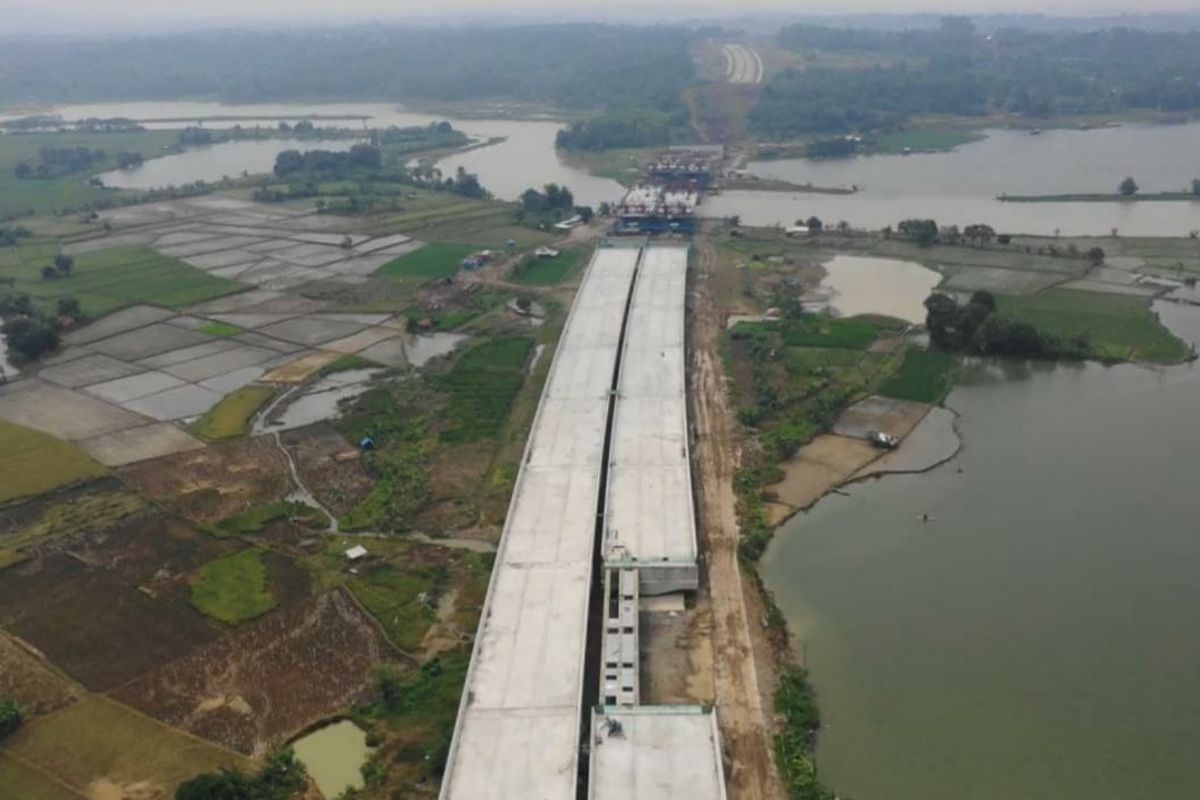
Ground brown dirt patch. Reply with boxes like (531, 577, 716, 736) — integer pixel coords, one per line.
(261, 352, 341, 384)
(770, 434, 881, 511)
(113, 588, 397, 757)
(0, 553, 218, 691)
(0, 631, 82, 716)
(640, 602, 716, 706)
(280, 423, 374, 517)
(121, 438, 291, 525)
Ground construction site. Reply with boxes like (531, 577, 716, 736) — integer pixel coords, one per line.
(439, 242, 727, 800)
(614, 151, 719, 236)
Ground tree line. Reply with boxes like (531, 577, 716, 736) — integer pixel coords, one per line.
(0, 25, 694, 114)
(755, 18, 1200, 136)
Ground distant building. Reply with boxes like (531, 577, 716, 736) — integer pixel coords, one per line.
(344, 545, 369, 561)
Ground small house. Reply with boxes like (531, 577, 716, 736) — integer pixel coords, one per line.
(534, 247, 560, 259)
(345, 545, 369, 561)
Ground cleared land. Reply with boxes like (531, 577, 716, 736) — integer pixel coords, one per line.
(114, 589, 397, 757)
(121, 437, 291, 524)
(0, 420, 108, 504)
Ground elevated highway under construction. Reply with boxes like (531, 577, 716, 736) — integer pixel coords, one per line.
(440, 242, 726, 800)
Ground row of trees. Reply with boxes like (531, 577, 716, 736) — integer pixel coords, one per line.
(175, 749, 307, 800)
(515, 183, 592, 227)
(273, 144, 383, 178)
(556, 107, 681, 151)
(757, 21, 1200, 136)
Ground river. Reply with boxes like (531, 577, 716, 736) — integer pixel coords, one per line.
(1, 101, 625, 206)
(707, 122, 1200, 236)
(761, 316, 1200, 798)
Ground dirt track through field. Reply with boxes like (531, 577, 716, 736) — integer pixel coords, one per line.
(692, 238, 784, 799)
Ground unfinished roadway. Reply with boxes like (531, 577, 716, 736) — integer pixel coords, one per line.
(440, 242, 726, 800)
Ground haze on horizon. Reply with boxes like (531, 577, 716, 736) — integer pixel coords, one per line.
(2, 0, 1198, 35)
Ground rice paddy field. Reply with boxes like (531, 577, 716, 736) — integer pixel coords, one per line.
(510, 247, 587, 285)
(376, 243, 478, 280)
(0, 244, 245, 316)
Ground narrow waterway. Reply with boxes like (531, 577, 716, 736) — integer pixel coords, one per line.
(761, 351, 1200, 799)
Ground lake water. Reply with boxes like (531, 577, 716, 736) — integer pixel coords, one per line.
(292, 719, 373, 799)
(818, 255, 941, 324)
(708, 123, 1200, 236)
(761, 335, 1200, 798)
(95, 138, 356, 190)
(7, 101, 625, 206)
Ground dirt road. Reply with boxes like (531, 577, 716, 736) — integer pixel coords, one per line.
(692, 237, 784, 800)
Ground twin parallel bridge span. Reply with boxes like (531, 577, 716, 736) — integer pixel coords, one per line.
(439, 243, 726, 800)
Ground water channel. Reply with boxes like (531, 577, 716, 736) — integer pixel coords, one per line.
(761, 312, 1200, 798)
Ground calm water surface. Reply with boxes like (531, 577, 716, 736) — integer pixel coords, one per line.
(7, 101, 624, 205)
(708, 123, 1200, 236)
(762, 350, 1200, 799)
(819, 255, 941, 323)
(292, 719, 372, 799)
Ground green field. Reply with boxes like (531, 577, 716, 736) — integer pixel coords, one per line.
(879, 347, 958, 403)
(0, 130, 179, 219)
(0, 751, 85, 800)
(0, 244, 244, 317)
(1, 490, 145, 558)
(215, 501, 327, 535)
(870, 129, 984, 154)
(1, 696, 245, 796)
(198, 321, 242, 337)
(188, 385, 275, 441)
(735, 316, 900, 350)
(349, 565, 440, 652)
(438, 336, 534, 442)
(510, 248, 587, 285)
(190, 548, 277, 624)
(0, 421, 108, 504)
(376, 243, 477, 280)
(998, 289, 1189, 363)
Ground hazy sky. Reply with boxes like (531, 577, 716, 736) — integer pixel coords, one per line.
(2, 0, 1197, 35)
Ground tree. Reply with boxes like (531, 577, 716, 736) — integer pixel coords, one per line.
(1192, 179, 1200, 196)
(0, 698, 20, 739)
(575, 205, 595, 224)
(805, 216, 823, 232)
(897, 218, 938, 247)
(1119, 176, 1139, 196)
(1086, 246, 1105, 266)
(13, 162, 31, 179)
(54, 254, 73, 276)
(2, 316, 59, 360)
(40, 265, 58, 280)
(56, 296, 81, 319)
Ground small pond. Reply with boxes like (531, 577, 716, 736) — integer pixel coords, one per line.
(292, 719, 373, 799)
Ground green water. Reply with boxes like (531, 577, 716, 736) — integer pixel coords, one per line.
(292, 720, 372, 799)
(762, 357, 1200, 799)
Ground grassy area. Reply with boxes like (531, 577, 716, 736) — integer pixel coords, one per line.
(735, 316, 901, 350)
(1, 695, 246, 796)
(879, 348, 957, 403)
(355, 649, 470, 792)
(199, 321, 242, 337)
(510, 248, 587, 285)
(360, 194, 553, 250)
(215, 501, 328, 535)
(998, 289, 1189, 363)
(188, 386, 276, 441)
(870, 128, 984, 154)
(0, 421, 108, 504)
(438, 336, 534, 442)
(190, 548, 277, 624)
(0, 130, 179, 219)
(0, 751, 88, 800)
(0, 244, 244, 317)
(349, 564, 441, 652)
(376, 243, 477, 280)
(560, 148, 655, 185)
